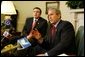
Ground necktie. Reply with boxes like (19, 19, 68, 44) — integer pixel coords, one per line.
(32, 19, 37, 30)
(28, 19, 37, 36)
(51, 24, 56, 39)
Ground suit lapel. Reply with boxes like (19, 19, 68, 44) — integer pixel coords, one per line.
(27, 18, 33, 34)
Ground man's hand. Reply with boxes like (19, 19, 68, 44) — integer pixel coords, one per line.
(27, 29, 43, 43)
(26, 30, 34, 39)
(32, 29, 42, 40)
(32, 29, 43, 44)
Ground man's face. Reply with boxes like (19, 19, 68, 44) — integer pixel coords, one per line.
(33, 9, 41, 19)
(47, 9, 60, 24)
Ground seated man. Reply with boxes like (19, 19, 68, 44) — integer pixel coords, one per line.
(13, 7, 48, 56)
(32, 7, 77, 56)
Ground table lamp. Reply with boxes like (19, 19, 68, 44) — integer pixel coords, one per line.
(1, 1, 17, 29)
(1, 1, 17, 36)
(1, 1, 16, 20)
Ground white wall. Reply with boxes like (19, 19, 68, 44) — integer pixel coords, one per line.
(60, 1, 84, 31)
(13, 1, 84, 32)
(13, 1, 48, 32)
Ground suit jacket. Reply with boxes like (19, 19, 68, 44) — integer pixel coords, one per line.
(22, 17, 48, 37)
(41, 20, 77, 56)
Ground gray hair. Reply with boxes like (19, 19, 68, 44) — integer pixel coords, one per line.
(47, 7, 61, 19)
(47, 7, 61, 15)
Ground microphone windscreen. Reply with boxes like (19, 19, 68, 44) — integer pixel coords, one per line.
(3, 31, 9, 37)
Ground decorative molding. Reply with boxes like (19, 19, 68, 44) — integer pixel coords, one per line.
(70, 8, 84, 31)
(70, 9, 84, 13)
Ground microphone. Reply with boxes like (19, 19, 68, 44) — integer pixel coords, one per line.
(3, 31, 9, 37)
(1, 37, 31, 54)
(1, 37, 5, 43)
(1, 44, 19, 54)
(1, 31, 10, 43)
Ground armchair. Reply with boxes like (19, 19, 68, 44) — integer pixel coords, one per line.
(75, 26, 84, 56)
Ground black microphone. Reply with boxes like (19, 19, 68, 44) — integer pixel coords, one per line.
(1, 37, 5, 43)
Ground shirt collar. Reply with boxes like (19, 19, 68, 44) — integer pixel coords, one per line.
(54, 20, 60, 28)
(33, 18, 38, 22)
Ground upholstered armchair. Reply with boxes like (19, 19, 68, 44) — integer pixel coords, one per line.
(75, 26, 84, 56)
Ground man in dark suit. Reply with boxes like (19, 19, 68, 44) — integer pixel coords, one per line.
(32, 7, 77, 56)
(22, 7, 48, 47)
(13, 7, 48, 56)
(22, 17, 47, 38)
(22, 7, 48, 38)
